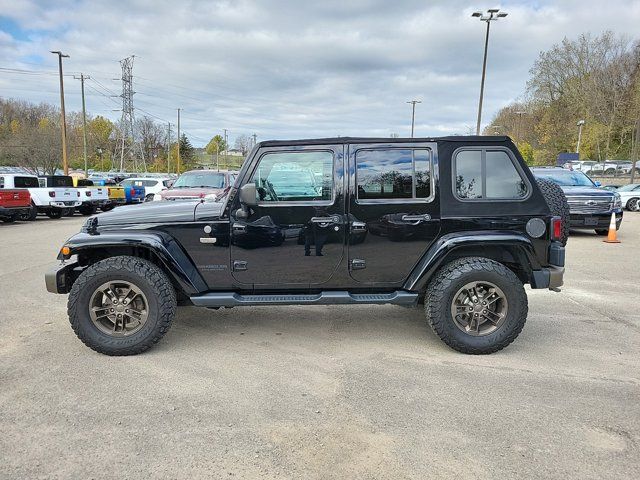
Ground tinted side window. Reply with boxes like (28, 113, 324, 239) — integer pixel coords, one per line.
(356, 149, 431, 200)
(455, 149, 528, 200)
(251, 151, 333, 202)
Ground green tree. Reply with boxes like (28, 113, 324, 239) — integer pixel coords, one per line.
(206, 134, 227, 155)
(179, 133, 195, 163)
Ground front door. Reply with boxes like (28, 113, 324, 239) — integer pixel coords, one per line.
(347, 142, 440, 284)
(230, 145, 345, 288)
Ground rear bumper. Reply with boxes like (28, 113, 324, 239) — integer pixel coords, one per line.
(45, 261, 79, 294)
(530, 242, 565, 290)
(49, 201, 81, 208)
(0, 205, 30, 218)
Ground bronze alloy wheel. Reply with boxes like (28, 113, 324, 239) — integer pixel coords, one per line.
(450, 281, 508, 336)
(89, 280, 149, 336)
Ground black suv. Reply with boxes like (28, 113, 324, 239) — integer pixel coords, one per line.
(46, 136, 566, 355)
(531, 167, 623, 236)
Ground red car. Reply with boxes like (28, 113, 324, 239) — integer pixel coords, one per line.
(0, 187, 31, 223)
(157, 170, 237, 202)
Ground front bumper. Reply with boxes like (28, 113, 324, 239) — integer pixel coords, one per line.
(45, 261, 79, 294)
(569, 210, 623, 229)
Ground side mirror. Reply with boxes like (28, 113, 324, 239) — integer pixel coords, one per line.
(594, 181, 602, 187)
(239, 183, 257, 206)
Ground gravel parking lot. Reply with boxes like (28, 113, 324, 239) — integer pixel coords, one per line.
(1, 214, 639, 479)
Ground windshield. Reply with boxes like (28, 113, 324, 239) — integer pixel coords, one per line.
(617, 184, 640, 192)
(172, 172, 226, 189)
(534, 170, 595, 187)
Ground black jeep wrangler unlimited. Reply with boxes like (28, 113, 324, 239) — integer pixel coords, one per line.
(46, 136, 567, 355)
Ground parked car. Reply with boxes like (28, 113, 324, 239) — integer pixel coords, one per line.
(615, 184, 640, 211)
(73, 178, 110, 215)
(562, 160, 596, 173)
(590, 161, 639, 176)
(531, 167, 623, 235)
(0, 175, 31, 222)
(47, 136, 567, 356)
(121, 177, 172, 201)
(0, 174, 80, 220)
(119, 179, 146, 204)
(156, 170, 237, 202)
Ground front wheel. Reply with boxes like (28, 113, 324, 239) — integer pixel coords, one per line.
(68, 256, 177, 355)
(627, 198, 639, 212)
(425, 257, 528, 354)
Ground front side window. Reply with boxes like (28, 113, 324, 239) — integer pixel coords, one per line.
(251, 151, 333, 202)
(455, 149, 528, 200)
(356, 148, 431, 201)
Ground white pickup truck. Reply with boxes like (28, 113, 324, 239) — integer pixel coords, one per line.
(74, 179, 110, 215)
(0, 174, 81, 219)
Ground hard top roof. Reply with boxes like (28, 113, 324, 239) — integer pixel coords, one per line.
(258, 135, 512, 147)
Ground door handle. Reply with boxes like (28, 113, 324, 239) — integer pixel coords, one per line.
(401, 214, 431, 224)
(311, 216, 339, 224)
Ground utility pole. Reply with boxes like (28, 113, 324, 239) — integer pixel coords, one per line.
(252, 133, 257, 147)
(177, 108, 181, 174)
(472, 9, 508, 135)
(51, 50, 70, 175)
(166, 122, 171, 174)
(223, 129, 228, 171)
(630, 119, 639, 184)
(406, 100, 421, 137)
(576, 120, 586, 155)
(515, 110, 526, 142)
(74, 73, 90, 176)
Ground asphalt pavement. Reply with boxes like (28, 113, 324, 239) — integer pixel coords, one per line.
(1, 214, 639, 479)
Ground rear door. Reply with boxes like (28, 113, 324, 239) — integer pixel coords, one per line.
(347, 142, 440, 284)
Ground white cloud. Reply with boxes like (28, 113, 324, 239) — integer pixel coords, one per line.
(1, 0, 639, 145)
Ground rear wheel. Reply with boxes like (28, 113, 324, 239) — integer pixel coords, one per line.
(425, 257, 528, 354)
(145, 193, 155, 202)
(21, 204, 38, 221)
(46, 208, 63, 219)
(101, 203, 115, 212)
(79, 204, 97, 216)
(536, 178, 570, 246)
(67, 256, 176, 355)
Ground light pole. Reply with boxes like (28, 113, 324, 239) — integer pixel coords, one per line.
(576, 119, 586, 155)
(51, 50, 70, 175)
(515, 110, 527, 141)
(472, 9, 508, 135)
(406, 100, 421, 137)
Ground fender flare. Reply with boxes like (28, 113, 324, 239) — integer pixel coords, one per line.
(63, 231, 208, 295)
(403, 231, 543, 291)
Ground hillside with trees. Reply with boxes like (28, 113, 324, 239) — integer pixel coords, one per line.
(486, 31, 640, 165)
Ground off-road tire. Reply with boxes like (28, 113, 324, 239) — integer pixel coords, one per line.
(67, 256, 177, 356)
(79, 204, 97, 216)
(425, 257, 528, 354)
(21, 203, 38, 221)
(536, 178, 569, 246)
(46, 208, 63, 219)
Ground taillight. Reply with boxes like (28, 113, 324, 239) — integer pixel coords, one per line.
(130, 187, 135, 196)
(86, 191, 91, 197)
(551, 217, 562, 241)
(77, 191, 80, 197)
(49, 191, 55, 198)
(108, 188, 112, 194)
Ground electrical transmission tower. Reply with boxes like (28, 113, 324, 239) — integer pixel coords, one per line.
(114, 55, 146, 172)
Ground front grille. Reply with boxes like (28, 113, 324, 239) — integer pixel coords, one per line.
(566, 196, 613, 214)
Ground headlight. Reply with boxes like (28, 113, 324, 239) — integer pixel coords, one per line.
(613, 193, 622, 209)
(204, 193, 218, 202)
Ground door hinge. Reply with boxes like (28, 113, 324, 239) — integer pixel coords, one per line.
(233, 260, 248, 272)
(351, 259, 366, 270)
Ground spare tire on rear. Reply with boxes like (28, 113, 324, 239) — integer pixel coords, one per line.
(536, 178, 569, 246)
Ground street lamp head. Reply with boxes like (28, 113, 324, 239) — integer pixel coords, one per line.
(472, 11, 482, 17)
(488, 8, 500, 13)
(497, 12, 508, 17)
(577, 119, 586, 126)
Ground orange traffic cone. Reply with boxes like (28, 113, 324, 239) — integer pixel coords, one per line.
(603, 212, 621, 243)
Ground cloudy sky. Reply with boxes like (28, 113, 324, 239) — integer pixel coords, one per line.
(1, 0, 640, 147)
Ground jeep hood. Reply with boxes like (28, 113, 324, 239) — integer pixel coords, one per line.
(95, 200, 203, 226)
(560, 186, 614, 198)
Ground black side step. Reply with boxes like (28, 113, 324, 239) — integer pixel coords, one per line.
(190, 291, 419, 308)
